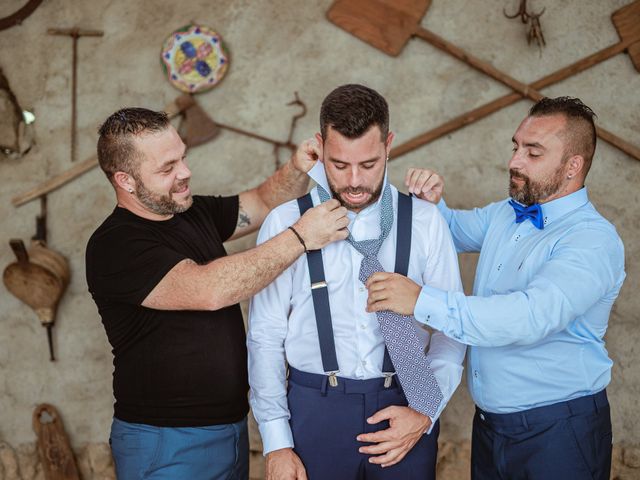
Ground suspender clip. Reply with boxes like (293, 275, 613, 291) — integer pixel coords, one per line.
(327, 371, 339, 387)
(383, 372, 396, 388)
(311, 281, 327, 290)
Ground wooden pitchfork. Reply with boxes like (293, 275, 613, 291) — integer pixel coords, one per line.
(327, 0, 640, 162)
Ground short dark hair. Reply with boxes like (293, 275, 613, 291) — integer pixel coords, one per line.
(320, 84, 389, 141)
(97, 107, 170, 181)
(529, 96, 597, 177)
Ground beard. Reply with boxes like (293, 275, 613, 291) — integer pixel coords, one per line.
(328, 177, 384, 211)
(509, 165, 565, 206)
(133, 174, 193, 216)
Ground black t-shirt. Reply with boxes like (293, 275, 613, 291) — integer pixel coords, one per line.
(85, 195, 248, 427)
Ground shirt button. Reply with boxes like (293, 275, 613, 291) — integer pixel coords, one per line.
(362, 360, 367, 366)
(359, 287, 365, 292)
(360, 324, 367, 330)
(474, 370, 479, 378)
(497, 264, 502, 271)
(426, 315, 431, 322)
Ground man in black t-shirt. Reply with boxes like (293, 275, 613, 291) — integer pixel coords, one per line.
(86, 107, 348, 479)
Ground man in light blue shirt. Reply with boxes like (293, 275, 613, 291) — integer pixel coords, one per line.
(366, 96, 625, 480)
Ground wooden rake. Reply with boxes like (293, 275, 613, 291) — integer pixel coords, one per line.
(328, 0, 640, 161)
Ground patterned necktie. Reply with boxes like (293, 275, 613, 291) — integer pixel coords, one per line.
(508, 199, 544, 229)
(317, 185, 443, 418)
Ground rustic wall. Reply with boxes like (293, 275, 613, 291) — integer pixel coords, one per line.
(0, 0, 638, 478)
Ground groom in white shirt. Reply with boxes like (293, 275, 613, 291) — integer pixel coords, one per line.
(248, 84, 466, 480)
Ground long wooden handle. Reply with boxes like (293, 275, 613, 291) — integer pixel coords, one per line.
(395, 27, 640, 161)
(414, 27, 537, 99)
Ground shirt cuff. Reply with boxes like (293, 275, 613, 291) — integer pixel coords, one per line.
(259, 418, 294, 456)
(414, 285, 449, 331)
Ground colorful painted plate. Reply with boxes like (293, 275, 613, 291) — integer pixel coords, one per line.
(161, 24, 229, 93)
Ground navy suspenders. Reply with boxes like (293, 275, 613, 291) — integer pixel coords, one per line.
(296, 191, 413, 387)
(296, 194, 340, 385)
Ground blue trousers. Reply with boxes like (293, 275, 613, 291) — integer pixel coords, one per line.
(471, 390, 612, 480)
(109, 416, 249, 479)
(287, 368, 439, 480)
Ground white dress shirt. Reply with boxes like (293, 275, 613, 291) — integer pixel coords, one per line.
(248, 163, 466, 455)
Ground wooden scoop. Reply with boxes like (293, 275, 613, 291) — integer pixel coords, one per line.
(33, 404, 80, 480)
(327, 0, 431, 56)
(3, 239, 70, 360)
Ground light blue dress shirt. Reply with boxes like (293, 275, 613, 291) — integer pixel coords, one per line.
(248, 164, 466, 455)
(415, 187, 625, 414)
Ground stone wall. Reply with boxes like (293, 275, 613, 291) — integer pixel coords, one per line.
(0, 0, 638, 478)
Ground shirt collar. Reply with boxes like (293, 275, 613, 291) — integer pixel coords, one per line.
(307, 161, 390, 213)
(511, 187, 589, 227)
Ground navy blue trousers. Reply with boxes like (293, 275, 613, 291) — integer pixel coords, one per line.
(471, 390, 612, 480)
(287, 368, 439, 480)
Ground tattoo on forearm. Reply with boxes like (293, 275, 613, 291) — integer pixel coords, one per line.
(237, 201, 251, 229)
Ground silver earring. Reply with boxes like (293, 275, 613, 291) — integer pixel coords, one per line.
(128, 188, 134, 193)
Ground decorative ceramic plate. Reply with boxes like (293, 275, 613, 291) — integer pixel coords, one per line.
(161, 24, 229, 93)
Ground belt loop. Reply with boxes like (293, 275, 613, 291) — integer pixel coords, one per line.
(320, 376, 328, 396)
(521, 413, 529, 430)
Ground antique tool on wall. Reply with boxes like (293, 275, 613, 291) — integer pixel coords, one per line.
(3, 198, 70, 361)
(47, 28, 104, 162)
(504, 0, 546, 50)
(0, 65, 32, 157)
(33, 404, 80, 480)
(328, 0, 640, 162)
(175, 93, 305, 170)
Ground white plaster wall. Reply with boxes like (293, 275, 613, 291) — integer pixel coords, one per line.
(0, 0, 638, 451)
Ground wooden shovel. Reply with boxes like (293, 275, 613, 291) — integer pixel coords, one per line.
(33, 404, 81, 480)
(328, 0, 640, 162)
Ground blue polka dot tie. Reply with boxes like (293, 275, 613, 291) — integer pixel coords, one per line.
(317, 185, 443, 418)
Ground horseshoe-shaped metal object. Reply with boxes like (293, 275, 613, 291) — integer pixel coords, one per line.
(0, 0, 44, 31)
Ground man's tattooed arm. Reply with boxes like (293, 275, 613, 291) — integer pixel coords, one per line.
(237, 200, 251, 229)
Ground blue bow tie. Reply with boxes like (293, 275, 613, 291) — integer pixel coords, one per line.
(508, 199, 544, 229)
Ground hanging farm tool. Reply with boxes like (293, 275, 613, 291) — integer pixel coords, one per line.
(175, 92, 306, 170)
(47, 27, 104, 162)
(327, 0, 640, 162)
(3, 197, 70, 361)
